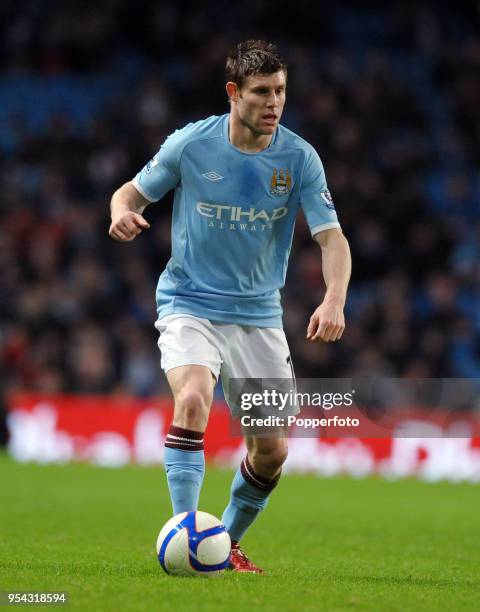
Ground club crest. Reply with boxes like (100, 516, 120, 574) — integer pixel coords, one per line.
(270, 168, 292, 195)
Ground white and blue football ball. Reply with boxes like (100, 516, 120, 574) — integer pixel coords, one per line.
(156, 511, 231, 577)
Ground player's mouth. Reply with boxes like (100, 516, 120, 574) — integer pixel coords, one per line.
(262, 114, 278, 125)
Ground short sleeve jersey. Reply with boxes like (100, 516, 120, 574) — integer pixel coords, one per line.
(133, 114, 340, 327)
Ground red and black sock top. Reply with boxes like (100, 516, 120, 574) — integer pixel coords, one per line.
(165, 425, 204, 451)
(240, 455, 280, 492)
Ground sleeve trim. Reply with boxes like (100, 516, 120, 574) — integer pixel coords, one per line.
(131, 177, 158, 203)
(310, 221, 341, 237)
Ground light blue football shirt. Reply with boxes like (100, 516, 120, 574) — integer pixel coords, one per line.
(133, 114, 340, 328)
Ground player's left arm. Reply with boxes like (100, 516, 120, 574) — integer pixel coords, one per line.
(307, 228, 351, 342)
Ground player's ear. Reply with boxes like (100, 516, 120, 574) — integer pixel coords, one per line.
(226, 81, 239, 103)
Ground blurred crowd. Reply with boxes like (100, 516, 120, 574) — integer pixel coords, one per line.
(0, 1, 479, 396)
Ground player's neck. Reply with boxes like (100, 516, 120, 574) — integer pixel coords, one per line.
(228, 114, 273, 153)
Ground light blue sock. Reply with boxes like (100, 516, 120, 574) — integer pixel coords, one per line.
(164, 447, 205, 515)
(221, 466, 276, 542)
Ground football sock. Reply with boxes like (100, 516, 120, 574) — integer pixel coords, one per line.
(164, 425, 205, 515)
(221, 455, 281, 542)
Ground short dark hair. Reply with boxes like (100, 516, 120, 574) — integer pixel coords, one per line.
(226, 40, 287, 88)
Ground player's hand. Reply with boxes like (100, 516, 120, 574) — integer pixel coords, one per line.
(109, 212, 150, 242)
(306, 299, 345, 342)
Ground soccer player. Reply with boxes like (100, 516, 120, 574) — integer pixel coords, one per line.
(109, 40, 351, 572)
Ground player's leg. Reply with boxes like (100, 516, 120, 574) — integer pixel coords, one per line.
(218, 324, 295, 570)
(222, 433, 288, 543)
(164, 364, 215, 515)
(156, 315, 222, 515)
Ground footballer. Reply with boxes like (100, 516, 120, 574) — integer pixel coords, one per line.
(109, 40, 351, 572)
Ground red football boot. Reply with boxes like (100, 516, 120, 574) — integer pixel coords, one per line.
(228, 541, 264, 573)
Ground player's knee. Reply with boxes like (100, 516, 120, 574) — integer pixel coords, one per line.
(251, 444, 288, 474)
(269, 446, 288, 471)
(174, 388, 211, 430)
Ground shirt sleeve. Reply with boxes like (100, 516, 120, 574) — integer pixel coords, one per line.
(132, 130, 183, 202)
(300, 147, 340, 237)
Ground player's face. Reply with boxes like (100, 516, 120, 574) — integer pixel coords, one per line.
(235, 71, 287, 136)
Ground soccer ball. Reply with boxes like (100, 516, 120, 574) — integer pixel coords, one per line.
(156, 511, 231, 577)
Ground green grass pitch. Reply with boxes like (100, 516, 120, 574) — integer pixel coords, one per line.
(1, 452, 478, 611)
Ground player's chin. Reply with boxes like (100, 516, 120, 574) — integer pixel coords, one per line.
(254, 120, 278, 135)
(259, 122, 277, 134)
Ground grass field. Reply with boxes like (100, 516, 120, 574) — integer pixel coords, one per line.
(1, 452, 479, 611)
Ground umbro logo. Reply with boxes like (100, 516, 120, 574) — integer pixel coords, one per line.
(202, 171, 224, 181)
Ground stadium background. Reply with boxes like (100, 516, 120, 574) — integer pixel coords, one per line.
(1, 1, 480, 398)
(0, 1, 479, 470)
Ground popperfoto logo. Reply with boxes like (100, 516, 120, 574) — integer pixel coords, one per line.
(238, 387, 360, 432)
(230, 377, 480, 439)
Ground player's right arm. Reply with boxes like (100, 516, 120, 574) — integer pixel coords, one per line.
(109, 181, 151, 242)
(109, 125, 186, 242)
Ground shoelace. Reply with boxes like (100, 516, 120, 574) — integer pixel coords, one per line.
(231, 545, 254, 567)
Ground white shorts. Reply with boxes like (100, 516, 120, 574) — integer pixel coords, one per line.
(155, 314, 296, 417)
